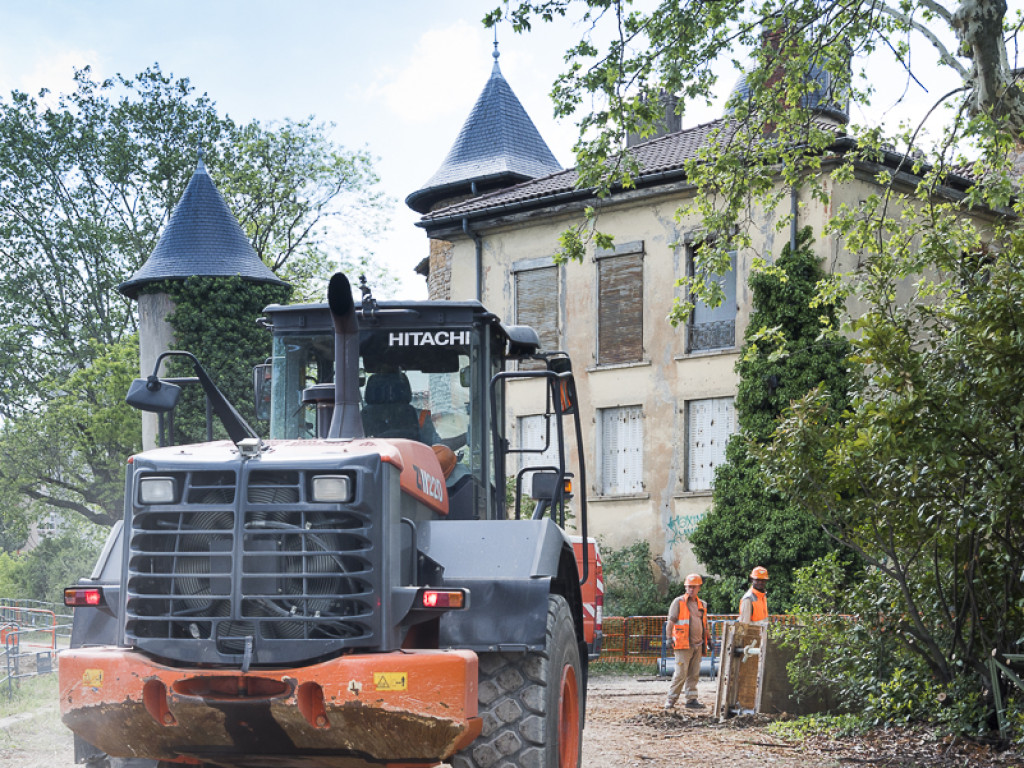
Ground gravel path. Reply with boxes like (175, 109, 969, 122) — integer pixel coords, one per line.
(4, 672, 1020, 768)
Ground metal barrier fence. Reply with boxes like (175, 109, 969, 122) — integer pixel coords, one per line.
(596, 614, 794, 675)
(0, 599, 73, 698)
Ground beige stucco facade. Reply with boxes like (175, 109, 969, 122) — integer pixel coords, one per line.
(424, 168, 902, 580)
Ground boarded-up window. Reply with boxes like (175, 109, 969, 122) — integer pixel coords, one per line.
(515, 265, 559, 370)
(598, 249, 643, 364)
(688, 248, 737, 352)
(599, 406, 644, 495)
(687, 397, 736, 491)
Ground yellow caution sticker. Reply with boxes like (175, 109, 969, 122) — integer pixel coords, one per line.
(374, 672, 407, 691)
(82, 669, 104, 688)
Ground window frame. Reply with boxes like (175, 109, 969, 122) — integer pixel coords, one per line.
(685, 235, 738, 354)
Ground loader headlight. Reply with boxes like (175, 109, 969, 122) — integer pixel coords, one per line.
(138, 476, 177, 505)
(310, 474, 352, 503)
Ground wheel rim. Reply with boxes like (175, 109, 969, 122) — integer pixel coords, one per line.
(557, 663, 580, 767)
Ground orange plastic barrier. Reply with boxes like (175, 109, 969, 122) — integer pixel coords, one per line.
(596, 614, 791, 664)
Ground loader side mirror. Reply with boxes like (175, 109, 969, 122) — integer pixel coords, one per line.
(547, 356, 578, 415)
(253, 363, 272, 421)
(126, 376, 182, 413)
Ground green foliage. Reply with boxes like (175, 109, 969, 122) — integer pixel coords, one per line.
(217, 118, 395, 302)
(766, 713, 866, 741)
(0, 337, 141, 528)
(760, 208, 1024, 733)
(504, 476, 539, 520)
(499, 0, 1024, 738)
(152, 277, 291, 444)
(0, 63, 389, 529)
(783, 556, 1013, 740)
(490, 1, 1024, 283)
(0, 520, 106, 603)
(0, 672, 57, 717)
(690, 229, 855, 612)
(601, 539, 681, 617)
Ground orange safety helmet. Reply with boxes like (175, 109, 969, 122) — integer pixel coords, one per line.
(750, 566, 769, 580)
(684, 573, 703, 586)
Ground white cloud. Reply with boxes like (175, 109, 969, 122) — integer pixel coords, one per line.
(0, 47, 102, 104)
(369, 21, 493, 125)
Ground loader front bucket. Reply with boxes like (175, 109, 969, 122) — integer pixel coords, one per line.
(60, 646, 481, 768)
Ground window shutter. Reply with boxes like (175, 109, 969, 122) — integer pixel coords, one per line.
(516, 266, 558, 347)
(516, 266, 558, 370)
(598, 254, 643, 364)
(687, 397, 735, 491)
(600, 406, 643, 495)
(518, 414, 561, 496)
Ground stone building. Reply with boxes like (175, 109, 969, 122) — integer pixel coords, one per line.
(408, 53, 982, 579)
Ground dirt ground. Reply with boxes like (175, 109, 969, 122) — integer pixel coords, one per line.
(2, 673, 1022, 768)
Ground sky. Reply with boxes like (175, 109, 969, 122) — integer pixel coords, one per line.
(0, 1, 957, 300)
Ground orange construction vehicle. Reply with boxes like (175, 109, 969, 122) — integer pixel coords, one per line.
(60, 273, 600, 768)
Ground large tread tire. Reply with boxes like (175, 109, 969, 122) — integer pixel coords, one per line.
(451, 594, 583, 768)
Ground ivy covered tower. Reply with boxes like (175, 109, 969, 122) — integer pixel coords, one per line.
(120, 154, 289, 449)
(407, 43, 562, 299)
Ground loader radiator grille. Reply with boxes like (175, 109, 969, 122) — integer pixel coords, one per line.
(125, 468, 378, 662)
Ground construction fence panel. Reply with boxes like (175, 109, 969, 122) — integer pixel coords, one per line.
(0, 599, 73, 699)
(596, 614, 793, 671)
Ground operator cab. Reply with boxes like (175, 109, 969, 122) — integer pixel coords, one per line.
(260, 291, 509, 521)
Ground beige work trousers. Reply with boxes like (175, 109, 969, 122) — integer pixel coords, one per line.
(665, 647, 702, 705)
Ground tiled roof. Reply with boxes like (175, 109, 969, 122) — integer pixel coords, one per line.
(120, 158, 286, 299)
(405, 54, 563, 214)
(421, 118, 729, 221)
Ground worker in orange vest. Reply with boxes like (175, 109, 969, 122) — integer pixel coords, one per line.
(738, 566, 770, 624)
(663, 573, 710, 710)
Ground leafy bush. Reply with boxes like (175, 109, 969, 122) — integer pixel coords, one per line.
(783, 554, 1021, 742)
(601, 539, 681, 617)
(150, 276, 292, 444)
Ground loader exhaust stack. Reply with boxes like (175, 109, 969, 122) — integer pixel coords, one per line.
(327, 272, 364, 439)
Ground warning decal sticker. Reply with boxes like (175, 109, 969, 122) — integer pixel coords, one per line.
(374, 672, 407, 691)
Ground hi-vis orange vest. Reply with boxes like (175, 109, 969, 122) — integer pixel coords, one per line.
(740, 588, 768, 623)
(671, 597, 709, 651)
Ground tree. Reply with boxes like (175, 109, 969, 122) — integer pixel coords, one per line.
(758, 225, 1024, 732)
(489, 0, 1024, 735)
(0, 519, 107, 603)
(689, 228, 856, 613)
(486, 1, 1023, 310)
(0, 64, 391, 533)
(0, 339, 139, 528)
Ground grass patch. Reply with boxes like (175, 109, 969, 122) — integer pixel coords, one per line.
(0, 672, 58, 718)
(589, 660, 659, 677)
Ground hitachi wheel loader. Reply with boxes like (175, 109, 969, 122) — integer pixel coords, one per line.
(60, 273, 603, 768)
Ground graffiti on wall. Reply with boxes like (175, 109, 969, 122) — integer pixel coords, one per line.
(667, 513, 704, 545)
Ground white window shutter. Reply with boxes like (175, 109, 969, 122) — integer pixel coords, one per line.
(687, 397, 735, 491)
(600, 406, 643, 495)
(519, 415, 559, 469)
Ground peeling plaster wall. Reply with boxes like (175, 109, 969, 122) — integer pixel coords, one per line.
(434, 171, 935, 580)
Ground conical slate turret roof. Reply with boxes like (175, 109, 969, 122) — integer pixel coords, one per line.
(406, 46, 563, 214)
(119, 156, 286, 299)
